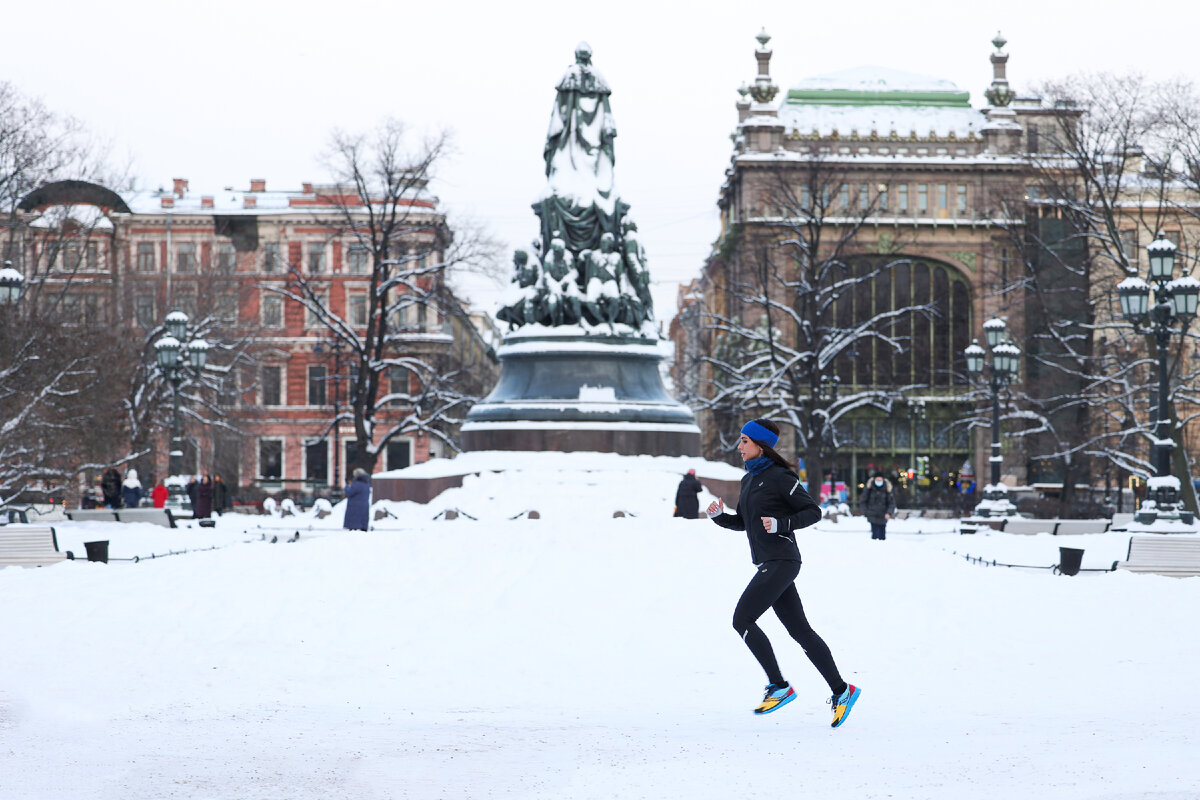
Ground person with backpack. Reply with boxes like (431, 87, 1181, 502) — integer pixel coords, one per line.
(859, 471, 897, 541)
(706, 418, 861, 728)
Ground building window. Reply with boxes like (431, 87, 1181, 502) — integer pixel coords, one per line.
(858, 183, 869, 211)
(307, 293, 328, 328)
(344, 440, 362, 475)
(839, 184, 850, 210)
(1120, 229, 1138, 261)
(177, 243, 196, 273)
(308, 242, 326, 273)
(957, 185, 968, 214)
(1026, 124, 1039, 153)
(259, 439, 283, 480)
(917, 184, 928, 214)
(263, 243, 281, 272)
(386, 440, 411, 470)
(218, 372, 238, 408)
(388, 365, 411, 397)
(348, 293, 368, 326)
(305, 440, 328, 485)
(137, 242, 156, 272)
(800, 185, 811, 211)
(216, 242, 236, 272)
(135, 294, 155, 328)
(261, 365, 282, 406)
(878, 184, 889, 212)
(937, 184, 948, 211)
(261, 294, 283, 327)
(347, 247, 369, 274)
(308, 365, 327, 406)
(898, 184, 908, 214)
(86, 242, 99, 269)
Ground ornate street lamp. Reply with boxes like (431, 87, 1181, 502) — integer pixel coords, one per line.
(154, 310, 208, 479)
(0, 261, 25, 305)
(313, 337, 348, 490)
(964, 319, 1021, 516)
(1117, 233, 1196, 522)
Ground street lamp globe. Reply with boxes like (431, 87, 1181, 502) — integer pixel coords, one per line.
(1166, 275, 1200, 320)
(0, 264, 24, 305)
(1117, 277, 1151, 322)
(964, 340, 985, 377)
(1147, 234, 1177, 282)
(165, 310, 189, 341)
(186, 338, 210, 371)
(155, 336, 182, 370)
(992, 343, 1021, 382)
(983, 317, 1007, 349)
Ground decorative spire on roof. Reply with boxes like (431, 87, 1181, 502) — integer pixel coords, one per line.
(984, 30, 1015, 108)
(749, 28, 779, 104)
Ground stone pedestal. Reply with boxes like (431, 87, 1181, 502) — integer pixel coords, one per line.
(461, 334, 700, 456)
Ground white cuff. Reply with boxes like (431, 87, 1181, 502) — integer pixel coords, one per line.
(706, 508, 721, 519)
(765, 517, 778, 533)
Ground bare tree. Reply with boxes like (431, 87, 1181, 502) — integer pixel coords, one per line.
(268, 120, 500, 471)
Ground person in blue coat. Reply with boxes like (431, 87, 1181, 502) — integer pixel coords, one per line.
(343, 468, 371, 531)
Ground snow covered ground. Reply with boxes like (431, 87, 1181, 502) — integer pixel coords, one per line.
(2, 459, 1198, 799)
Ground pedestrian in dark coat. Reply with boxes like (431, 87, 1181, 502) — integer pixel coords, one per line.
(121, 468, 143, 509)
(343, 468, 371, 531)
(859, 471, 896, 540)
(194, 475, 214, 519)
(212, 474, 228, 515)
(674, 469, 703, 518)
(186, 477, 198, 511)
(101, 468, 122, 509)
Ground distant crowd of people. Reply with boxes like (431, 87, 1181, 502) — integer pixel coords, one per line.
(81, 468, 230, 519)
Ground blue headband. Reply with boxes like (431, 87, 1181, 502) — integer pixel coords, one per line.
(740, 420, 779, 449)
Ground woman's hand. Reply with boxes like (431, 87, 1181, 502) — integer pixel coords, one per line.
(705, 497, 724, 518)
(761, 516, 778, 533)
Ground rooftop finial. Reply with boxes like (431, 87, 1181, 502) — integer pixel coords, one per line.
(756, 28, 771, 48)
(992, 31, 1007, 52)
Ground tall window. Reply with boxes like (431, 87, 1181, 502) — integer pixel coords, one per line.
(85, 242, 99, 269)
(261, 365, 282, 406)
(878, 183, 889, 212)
(839, 184, 850, 210)
(800, 185, 811, 211)
(937, 184, 948, 212)
(388, 365, 411, 397)
(176, 243, 196, 273)
(1026, 124, 1040, 153)
(263, 243, 281, 272)
(347, 247, 369, 274)
(898, 184, 909, 214)
(135, 294, 155, 328)
(308, 365, 327, 406)
(261, 294, 283, 327)
(1120, 229, 1138, 261)
(348, 293, 368, 326)
(858, 183, 869, 211)
(216, 242, 236, 272)
(956, 185, 968, 214)
(308, 242, 326, 273)
(137, 242, 156, 272)
(917, 184, 928, 214)
(259, 440, 283, 480)
(386, 440, 411, 470)
(305, 441, 328, 485)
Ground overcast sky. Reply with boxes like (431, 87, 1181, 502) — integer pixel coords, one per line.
(4, 0, 1198, 323)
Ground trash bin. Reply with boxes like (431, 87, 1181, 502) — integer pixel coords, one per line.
(1058, 546, 1084, 576)
(83, 540, 109, 563)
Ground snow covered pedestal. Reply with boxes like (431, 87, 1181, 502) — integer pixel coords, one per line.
(973, 482, 1017, 517)
(1121, 475, 1198, 533)
(461, 332, 700, 456)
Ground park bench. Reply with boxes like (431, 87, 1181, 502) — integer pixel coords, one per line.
(0, 525, 72, 567)
(66, 509, 119, 522)
(1052, 519, 1111, 535)
(115, 508, 176, 528)
(1114, 535, 1200, 577)
(1002, 519, 1056, 535)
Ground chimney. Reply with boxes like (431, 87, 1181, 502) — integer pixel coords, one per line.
(161, 196, 175, 209)
(249, 178, 266, 193)
(301, 182, 313, 194)
(172, 177, 188, 198)
(201, 196, 214, 209)
(243, 195, 257, 209)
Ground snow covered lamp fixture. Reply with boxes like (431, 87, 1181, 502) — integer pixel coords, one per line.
(1117, 277, 1150, 322)
(0, 261, 24, 305)
(1147, 234, 1176, 282)
(186, 338, 210, 371)
(982, 316, 1007, 349)
(1167, 275, 1200, 320)
(154, 336, 181, 369)
(964, 340, 985, 377)
(165, 309, 189, 341)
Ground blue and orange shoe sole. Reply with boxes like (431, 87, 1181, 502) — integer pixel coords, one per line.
(754, 687, 796, 715)
(831, 684, 861, 728)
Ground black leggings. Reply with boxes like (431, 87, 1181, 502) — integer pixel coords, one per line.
(732, 559, 845, 693)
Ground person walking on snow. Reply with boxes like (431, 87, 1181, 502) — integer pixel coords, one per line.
(706, 418, 861, 727)
(343, 468, 371, 531)
(859, 471, 896, 541)
(121, 469, 143, 509)
(674, 469, 703, 518)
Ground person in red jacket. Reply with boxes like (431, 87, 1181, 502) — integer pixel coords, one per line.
(151, 482, 169, 509)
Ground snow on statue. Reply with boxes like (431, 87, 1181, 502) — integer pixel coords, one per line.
(496, 42, 655, 336)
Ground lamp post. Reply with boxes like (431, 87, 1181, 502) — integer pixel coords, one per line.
(154, 310, 209, 479)
(0, 261, 25, 306)
(1116, 233, 1200, 521)
(964, 317, 1021, 516)
(313, 337, 347, 491)
(905, 398, 926, 505)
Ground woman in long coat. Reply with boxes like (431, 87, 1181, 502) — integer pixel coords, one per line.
(194, 475, 214, 519)
(343, 469, 371, 531)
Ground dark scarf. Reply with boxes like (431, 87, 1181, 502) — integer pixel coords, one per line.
(745, 455, 773, 476)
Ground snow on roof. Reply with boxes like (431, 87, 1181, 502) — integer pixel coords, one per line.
(28, 204, 114, 229)
(788, 66, 968, 99)
(121, 185, 438, 216)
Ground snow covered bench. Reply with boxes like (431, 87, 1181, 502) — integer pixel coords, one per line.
(1052, 519, 1110, 535)
(1114, 536, 1200, 577)
(0, 526, 72, 567)
(67, 509, 119, 522)
(1002, 519, 1056, 535)
(115, 508, 176, 528)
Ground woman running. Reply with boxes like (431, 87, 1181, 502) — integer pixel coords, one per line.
(706, 418, 861, 727)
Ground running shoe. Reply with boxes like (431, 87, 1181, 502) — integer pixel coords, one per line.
(754, 683, 795, 715)
(829, 684, 861, 728)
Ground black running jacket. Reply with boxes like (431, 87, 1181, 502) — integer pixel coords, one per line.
(711, 464, 822, 564)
